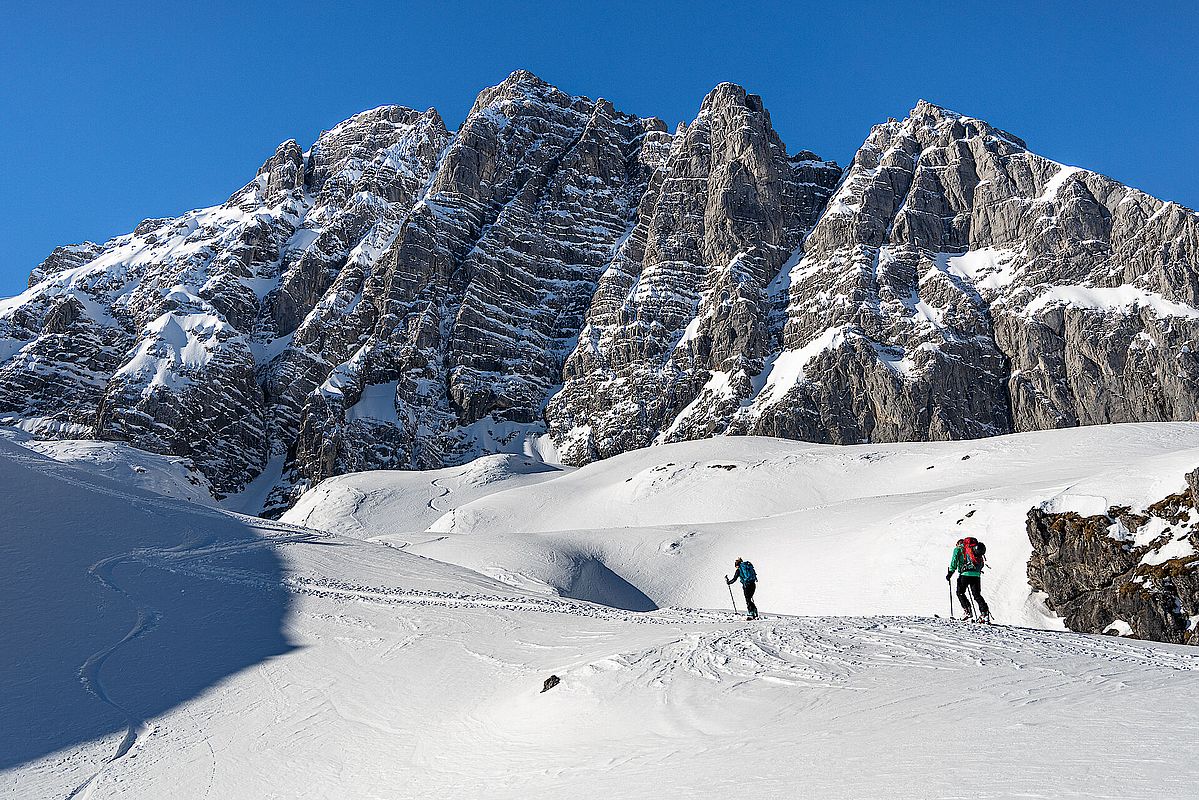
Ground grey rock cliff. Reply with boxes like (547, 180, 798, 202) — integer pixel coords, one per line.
(546, 99, 1199, 462)
(284, 72, 668, 508)
(546, 83, 841, 462)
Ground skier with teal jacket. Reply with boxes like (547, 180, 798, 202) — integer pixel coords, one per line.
(947, 537, 991, 623)
(726, 557, 758, 620)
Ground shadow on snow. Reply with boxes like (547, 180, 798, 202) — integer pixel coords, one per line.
(0, 440, 296, 772)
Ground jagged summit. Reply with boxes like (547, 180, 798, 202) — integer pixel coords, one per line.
(903, 98, 1030, 149)
(499, 67, 550, 88)
(466, 68, 592, 119)
(321, 104, 442, 137)
(1, 77, 1196, 512)
(907, 98, 968, 121)
(699, 81, 764, 112)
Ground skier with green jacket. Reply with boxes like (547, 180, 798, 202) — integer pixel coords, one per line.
(947, 536, 991, 623)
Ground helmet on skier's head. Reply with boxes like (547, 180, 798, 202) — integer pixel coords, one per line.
(734, 557, 743, 566)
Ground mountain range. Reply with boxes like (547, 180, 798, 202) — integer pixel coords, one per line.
(2, 70, 1196, 512)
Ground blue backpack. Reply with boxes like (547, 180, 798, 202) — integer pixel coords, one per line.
(740, 561, 757, 582)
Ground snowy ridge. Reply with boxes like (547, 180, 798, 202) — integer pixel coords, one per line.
(0, 426, 215, 504)
(1022, 283, 1199, 319)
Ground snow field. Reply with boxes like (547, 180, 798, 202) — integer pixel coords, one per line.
(6, 423, 1199, 798)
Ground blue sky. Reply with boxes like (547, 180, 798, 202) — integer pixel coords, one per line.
(2, 1, 1195, 297)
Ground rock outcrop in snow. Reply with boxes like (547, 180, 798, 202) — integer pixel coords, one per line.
(2, 74, 1198, 509)
(1028, 469, 1199, 645)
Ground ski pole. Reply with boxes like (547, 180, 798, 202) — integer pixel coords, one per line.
(726, 578, 739, 614)
(948, 579, 954, 619)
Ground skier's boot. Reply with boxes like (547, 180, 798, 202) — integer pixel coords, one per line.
(979, 613, 992, 625)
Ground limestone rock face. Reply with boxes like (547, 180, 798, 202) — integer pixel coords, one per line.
(2, 76, 1198, 511)
(1027, 478, 1199, 645)
(547, 99, 1199, 463)
(545, 83, 840, 462)
(285, 72, 670, 508)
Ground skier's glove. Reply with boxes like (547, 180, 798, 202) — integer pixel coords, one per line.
(945, 571, 953, 582)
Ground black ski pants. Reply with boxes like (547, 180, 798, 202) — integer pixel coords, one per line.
(742, 580, 758, 617)
(956, 574, 990, 617)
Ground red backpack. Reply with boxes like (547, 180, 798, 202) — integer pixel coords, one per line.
(960, 537, 986, 571)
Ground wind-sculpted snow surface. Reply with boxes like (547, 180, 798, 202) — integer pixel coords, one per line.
(2, 74, 1198, 511)
(281, 452, 566, 540)
(0, 426, 216, 505)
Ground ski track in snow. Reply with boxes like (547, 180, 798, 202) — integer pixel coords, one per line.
(75, 507, 1199, 749)
(427, 477, 451, 512)
(0, 445, 318, 798)
(20, 435, 1198, 711)
(54, 530, 320, 800)
(65, 551, 164, 800)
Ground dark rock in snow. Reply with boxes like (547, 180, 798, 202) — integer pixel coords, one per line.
(1027, 478, 1199, 646)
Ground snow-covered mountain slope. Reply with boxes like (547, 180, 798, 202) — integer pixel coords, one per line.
(281, 452, 567, 540)
(2, 72, 1197, 512)
(0, 426, 215, 504)
(5, 428, 1199, 799)
(289, 423, 1199, 630)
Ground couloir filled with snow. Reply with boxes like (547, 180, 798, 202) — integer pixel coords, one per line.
(3, 423, 1199, 799)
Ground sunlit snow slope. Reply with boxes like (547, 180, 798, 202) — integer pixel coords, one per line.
(5, 424, 1199, 799)
(289, 422, 1199, 628)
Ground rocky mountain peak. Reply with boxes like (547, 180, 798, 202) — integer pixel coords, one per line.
(499, 67, 549, 89)
(898, 98, 1029, 151)
(27, 242, 105, 288)
(699, 82, 765, 115)
(466, 69, 581, 119)
(545, 80, 841, 464)
(251, 139, 305, 206)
